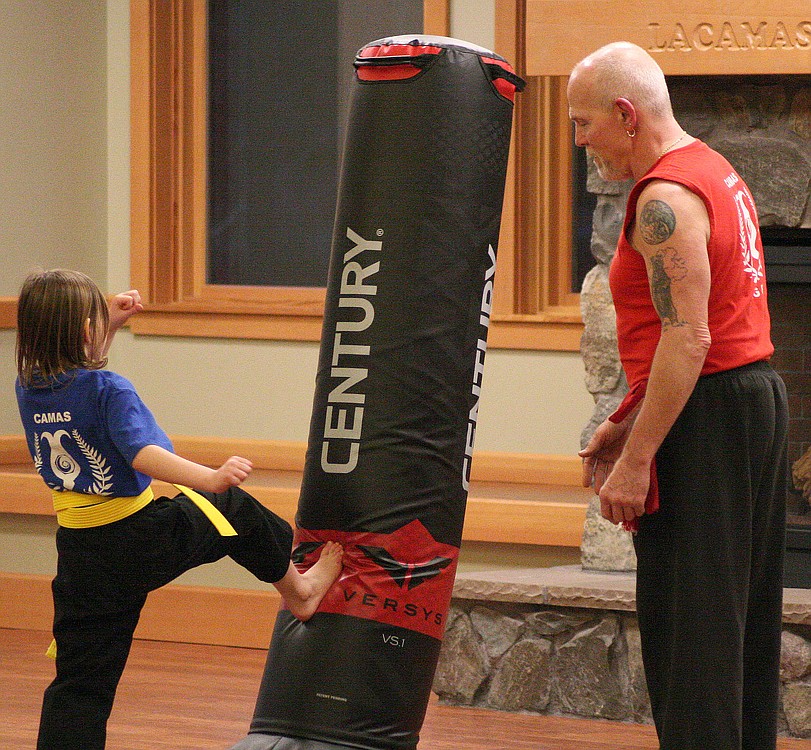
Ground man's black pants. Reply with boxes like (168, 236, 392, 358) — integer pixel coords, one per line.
(634, 361, 789, 750)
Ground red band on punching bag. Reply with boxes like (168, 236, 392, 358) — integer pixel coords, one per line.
(229, 35, 524, 750)
(292, 525, 457, 639)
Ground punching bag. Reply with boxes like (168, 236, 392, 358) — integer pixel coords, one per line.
(230, 35, 523, 750)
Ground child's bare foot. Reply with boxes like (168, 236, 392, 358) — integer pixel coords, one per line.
(279, 541, 344, 622)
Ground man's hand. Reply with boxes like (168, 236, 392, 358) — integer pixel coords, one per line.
(579, 418, 630, 494)
(579, 416, 648, 525)
(596, 456, 649, 525)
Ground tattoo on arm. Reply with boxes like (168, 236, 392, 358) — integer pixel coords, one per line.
(649, 248, 688, 328)
(640, 200, 676, 245)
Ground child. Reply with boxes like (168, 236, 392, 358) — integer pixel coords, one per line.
(15, 268, 343, 750)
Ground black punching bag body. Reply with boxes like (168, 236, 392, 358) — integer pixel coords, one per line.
(230, 35, 523, 750)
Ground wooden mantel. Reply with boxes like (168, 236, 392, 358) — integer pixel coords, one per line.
(526, 0, 811, 76)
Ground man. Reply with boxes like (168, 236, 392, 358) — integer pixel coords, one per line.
(571, 42, 788, 749)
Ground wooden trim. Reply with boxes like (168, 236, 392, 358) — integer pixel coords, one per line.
(0, 472, 53, 516)
(128, 310, 324, 341)
(1, 434, 583, 485)
(136, 582, 279, 648)
(1, 298, 583, 350)
(464, 497, 585, 546)
(0, 434, 588, 549)
(130, 0, 207, 305)
(0, 469, 302, 522)
(128, 0, 152, 299)
(0, 298, 16, 329)
(424, 0, 450, 36)
(491, 0, 522, 320)
(6, 571, 809, 651)
(0, 468, 586, 547)
(493, 0, 584, 334)
(0, 435, 32, 463)
(0, 573, 54, 632)
(0, 572, 280, 648)
(129, 0, 585, 351)
(512, 73, 580, 315)
(525, 0, 811, 76)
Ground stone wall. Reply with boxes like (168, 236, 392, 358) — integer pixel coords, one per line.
(577, 166, 635, 572)
(433, 566, 811, 739)
(434, 602, 651, 723)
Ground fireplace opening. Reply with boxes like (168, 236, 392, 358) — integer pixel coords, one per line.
(762, 226, 811, 284)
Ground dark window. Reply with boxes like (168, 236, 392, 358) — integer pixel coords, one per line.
(207, 1, 423, 287)
(571, 132, 597, 292)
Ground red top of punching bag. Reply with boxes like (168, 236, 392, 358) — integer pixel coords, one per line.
(354, 34, 525, 102)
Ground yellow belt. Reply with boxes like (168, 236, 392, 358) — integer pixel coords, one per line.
(173, 484, 238, 537)
(52, 484, 237, 536)
(46, 483, 237, 660)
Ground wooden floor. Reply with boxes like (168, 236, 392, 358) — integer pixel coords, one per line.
(3, 628, 809, 750)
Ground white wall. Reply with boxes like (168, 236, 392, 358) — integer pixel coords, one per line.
(451, 0, 496, 51)
(1, 0, 594, 580)
(0, 332, 18, 432)
(0, 0, 108, 294)
(107, 333, 589, 456)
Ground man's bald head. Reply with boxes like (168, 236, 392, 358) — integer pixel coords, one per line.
(569, 42, 673, 119)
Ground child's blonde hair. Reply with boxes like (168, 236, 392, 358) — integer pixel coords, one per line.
(16, 269, 110, 387)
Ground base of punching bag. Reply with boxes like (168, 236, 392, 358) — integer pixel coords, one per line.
(230, 735, 349, 750)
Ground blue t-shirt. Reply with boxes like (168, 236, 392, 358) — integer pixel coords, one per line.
(16, 369, 174, 497)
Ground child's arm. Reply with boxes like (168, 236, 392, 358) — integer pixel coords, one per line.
(131, 445, 253, 493)
(104, 290, 144, 356)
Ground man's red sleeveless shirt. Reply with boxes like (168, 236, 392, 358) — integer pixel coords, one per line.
(609, 139, 773, 390)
